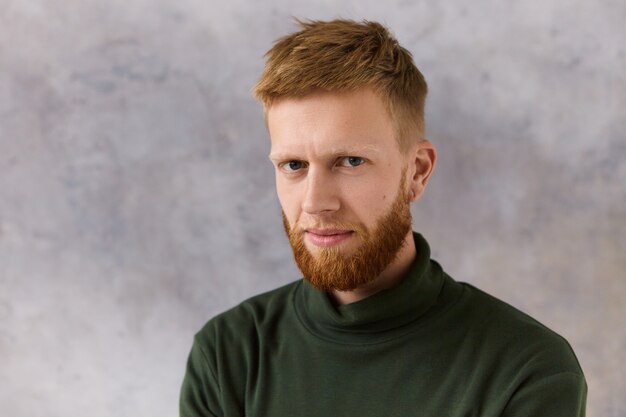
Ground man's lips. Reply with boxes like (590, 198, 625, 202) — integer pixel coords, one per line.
(305, 228, 353, 236)
(305, 229, 354, 247)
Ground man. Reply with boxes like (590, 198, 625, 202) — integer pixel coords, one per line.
(180, 19, 587, 417)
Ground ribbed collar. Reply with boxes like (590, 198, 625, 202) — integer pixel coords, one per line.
(293, 232, 445, 344)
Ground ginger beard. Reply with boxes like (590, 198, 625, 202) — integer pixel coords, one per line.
(282, 173, 413, 292)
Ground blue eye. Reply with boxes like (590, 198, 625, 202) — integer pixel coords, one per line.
(283, 160, 305, 172)
(339, 156, 365, 167)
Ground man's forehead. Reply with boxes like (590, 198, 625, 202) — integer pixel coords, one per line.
(266, 88, 399, 159)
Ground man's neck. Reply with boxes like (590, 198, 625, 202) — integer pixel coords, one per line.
(329, 231, 417, 305)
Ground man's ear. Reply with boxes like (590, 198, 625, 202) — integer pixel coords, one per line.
(408, 139, 437, 202)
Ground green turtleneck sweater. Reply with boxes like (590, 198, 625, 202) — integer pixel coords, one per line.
(180, 233, 586, 417)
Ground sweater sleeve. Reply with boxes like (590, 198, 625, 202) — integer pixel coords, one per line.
(500, 372, 587, 417)
(179, 335, 223, 417)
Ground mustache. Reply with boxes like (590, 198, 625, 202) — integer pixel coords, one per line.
(280, 211, 369, 236)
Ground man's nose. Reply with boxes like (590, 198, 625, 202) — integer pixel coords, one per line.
(301, 167, 340, 215)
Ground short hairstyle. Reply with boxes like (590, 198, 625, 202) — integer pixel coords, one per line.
(253, 18, 428, 150)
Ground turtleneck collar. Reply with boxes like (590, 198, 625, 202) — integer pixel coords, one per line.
(293, 232, 445, 344)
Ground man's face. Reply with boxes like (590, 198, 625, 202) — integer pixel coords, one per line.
(267, 88, 414, 292)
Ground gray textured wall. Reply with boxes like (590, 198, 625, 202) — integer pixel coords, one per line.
(1, 1, 624, 416)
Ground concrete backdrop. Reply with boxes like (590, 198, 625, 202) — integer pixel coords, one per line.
(0, 0, 624, 416)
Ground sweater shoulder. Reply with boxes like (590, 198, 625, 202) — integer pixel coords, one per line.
(194, 279, 301, 346)
(456, 281, 585, 377)
(460, 281, 565, 340)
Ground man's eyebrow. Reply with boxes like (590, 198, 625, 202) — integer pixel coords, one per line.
(268, 145, 380, 161)
(268, 152, 295, 162)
